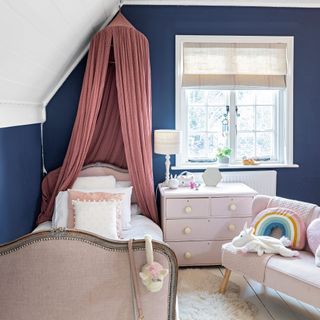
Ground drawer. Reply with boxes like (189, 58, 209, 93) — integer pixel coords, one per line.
(213, 217, 252, 240)
(165, 217, 251, 241)
(167, 240, 228, 266)
(211, 197, 253, 217)
(166, 198, 210, 219)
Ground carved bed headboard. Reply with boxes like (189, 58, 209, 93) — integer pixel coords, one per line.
(79, 162, 137, 203)
(80, 163, 130, 181)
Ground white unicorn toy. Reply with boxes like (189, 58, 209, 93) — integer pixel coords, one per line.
(230, 223, 299, 257)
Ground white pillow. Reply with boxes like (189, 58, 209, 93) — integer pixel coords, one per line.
(72, 200, 118, 240)
(316, 246, 320, 267)
(101, 187, 133, 230)
(52, 191, 69, 228)
(131, 203, 142, 216)
(116, 180, 132, 188)
(72, 176, 116, 190)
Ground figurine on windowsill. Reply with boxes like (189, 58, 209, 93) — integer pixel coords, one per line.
(242, 157, 258, 165)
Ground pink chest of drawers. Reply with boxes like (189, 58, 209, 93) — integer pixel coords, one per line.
(160, 183, 257, 266)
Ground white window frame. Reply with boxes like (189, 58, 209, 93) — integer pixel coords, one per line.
(175, 35, 295, 169)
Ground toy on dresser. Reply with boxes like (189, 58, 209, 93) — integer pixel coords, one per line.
(228, 223, 299, 257)
(177, 171, 195, 187)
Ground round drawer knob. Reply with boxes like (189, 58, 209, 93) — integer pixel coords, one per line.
(185, 206, 192, 213)
(184, 252, 192, 259)
(229, 203, 237, 211)
(228, 224, 236, 231)
(184, 227, 192, 234)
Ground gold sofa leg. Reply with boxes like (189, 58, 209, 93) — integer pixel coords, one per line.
(219, 268, 231, 294)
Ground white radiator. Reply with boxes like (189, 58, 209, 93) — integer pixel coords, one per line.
(194, 170, 277, 196)
(221, 170, 277, 196)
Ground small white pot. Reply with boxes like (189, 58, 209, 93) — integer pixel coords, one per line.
(168, 178, 179, 189)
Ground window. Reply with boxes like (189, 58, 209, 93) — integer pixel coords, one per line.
(176, 36, 294, 167)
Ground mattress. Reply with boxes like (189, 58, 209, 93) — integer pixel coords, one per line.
(33, 215, 163, 242)
(122, 214, 163, 242)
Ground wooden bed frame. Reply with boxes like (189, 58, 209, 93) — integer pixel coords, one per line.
(0, 229, 178, 320)
(0, 162, 178, 320)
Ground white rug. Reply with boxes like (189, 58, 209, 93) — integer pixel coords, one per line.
(177, 268, 256, 320)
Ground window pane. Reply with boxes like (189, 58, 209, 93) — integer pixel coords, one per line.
(186, 90, 207, 105)
(208, 133, 227, 157)
(207, 91, 227, 105)
(256, 132, 273, 158)
(256, 105, 273, 131)
(237, 106, 254, 131)
(208, 107, 225, 131)
(208, 133, 218, 158)
(237, 133, 255, 159)
(188, 107, 206, 131)
(188, 133, 206, 158)
(255, 90, 275, 105)
(236, 91, 255, 105)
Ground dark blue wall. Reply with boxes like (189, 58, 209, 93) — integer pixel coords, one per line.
(0, 124, 42, 243)
(44, 6, 320, 205)
(44, 57, 87, 172)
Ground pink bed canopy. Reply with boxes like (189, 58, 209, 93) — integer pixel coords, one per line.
(37, 13, 158, 225)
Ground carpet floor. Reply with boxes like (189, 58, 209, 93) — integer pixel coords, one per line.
(177, 268, 257, 320)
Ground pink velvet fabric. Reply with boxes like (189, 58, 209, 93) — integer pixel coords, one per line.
(37, 13, 158, 225)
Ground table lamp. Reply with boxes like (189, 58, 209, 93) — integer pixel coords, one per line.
(154, 129, 182, 186)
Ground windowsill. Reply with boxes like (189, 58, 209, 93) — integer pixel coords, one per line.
(172, 163, 299, 170)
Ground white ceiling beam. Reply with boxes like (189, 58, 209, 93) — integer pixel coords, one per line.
(124, 0, 320, 8)
(0, 102, 45, 128)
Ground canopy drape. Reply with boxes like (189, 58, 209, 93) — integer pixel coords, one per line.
(37, 13, 158, 225)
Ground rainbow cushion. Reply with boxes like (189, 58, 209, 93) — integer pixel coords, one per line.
(251, 207, 306, 250)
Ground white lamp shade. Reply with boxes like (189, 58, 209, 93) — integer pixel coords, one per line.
(154, 130, 182, 155)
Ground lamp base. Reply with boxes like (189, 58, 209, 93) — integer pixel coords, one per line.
(164, 154, 170, 185)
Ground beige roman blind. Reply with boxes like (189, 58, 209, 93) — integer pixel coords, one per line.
(182, 42, 288, 88)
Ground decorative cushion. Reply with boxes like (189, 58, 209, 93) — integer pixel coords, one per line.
(307, 218, 320, 255)
(116, 180, 137, 203)
(72, 175, 116, 190)
(53, 189, 135, 231)
(97, 187, 133, 230)
(68, 190, 124, 237)
(72, 200, 118, 240)
(251, 207, 306, 250)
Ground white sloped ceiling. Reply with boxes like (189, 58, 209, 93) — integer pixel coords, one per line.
(2, 0, 320, 128)
(0, 0, 119, 128)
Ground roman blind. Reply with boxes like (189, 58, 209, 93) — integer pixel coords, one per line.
(182, 42, 288, 88)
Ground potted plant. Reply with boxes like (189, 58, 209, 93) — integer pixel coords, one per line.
(216, 147, 232, 164)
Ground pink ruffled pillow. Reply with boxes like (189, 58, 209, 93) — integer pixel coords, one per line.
(307, 218, 320, 255)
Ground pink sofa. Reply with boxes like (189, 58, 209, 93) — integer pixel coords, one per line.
(220, 195, 320, 308)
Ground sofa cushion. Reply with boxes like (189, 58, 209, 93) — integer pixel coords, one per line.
(307, 218, 320, 255)
(221, 242, 274, 283)
(251, 207, 306, 250)
(265, 251, 320, 307)
(267, 196, 319, 227)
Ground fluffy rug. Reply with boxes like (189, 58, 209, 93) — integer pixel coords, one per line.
(177, 268, 256, 320)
